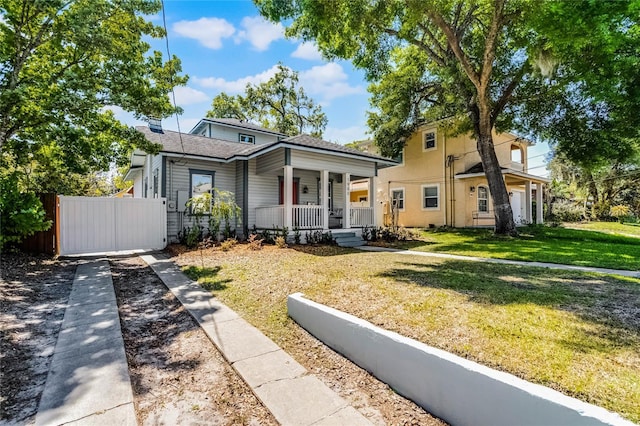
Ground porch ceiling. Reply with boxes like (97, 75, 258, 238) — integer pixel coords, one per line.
(455, 168, 550, 184)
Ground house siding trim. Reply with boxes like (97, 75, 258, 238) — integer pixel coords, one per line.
(242, 160, 249, 233)
(161, 156, 167, 198)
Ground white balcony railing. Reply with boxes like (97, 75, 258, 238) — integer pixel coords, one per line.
(255, 205, 284, 229)
(350, 207, 374, 227)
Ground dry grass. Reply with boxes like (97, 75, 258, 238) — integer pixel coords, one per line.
(170, 244, 640, 424)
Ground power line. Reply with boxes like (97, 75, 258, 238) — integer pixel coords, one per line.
(160, 0, 185, 158)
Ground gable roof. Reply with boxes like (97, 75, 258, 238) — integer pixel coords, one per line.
(137, 126, 262, 160)
(189, 117, 289, 138)
(135, 126, 397, 165)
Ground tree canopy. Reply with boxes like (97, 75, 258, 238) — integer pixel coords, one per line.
(256, 0, 640, 235)
(207, 64, 327, 137)
(0, 0, 186, 171)
(0, 0, 186, 247)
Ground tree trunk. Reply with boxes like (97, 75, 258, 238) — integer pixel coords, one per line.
(476, 126, 518, 236)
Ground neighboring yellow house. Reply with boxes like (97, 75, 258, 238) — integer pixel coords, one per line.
(370, 123, 549, 228)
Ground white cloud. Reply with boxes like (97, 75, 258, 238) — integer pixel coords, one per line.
(235, 16, 284, 51)
(173, 86, 209, 106)
(173, 17, 235, 49)
(193, 65, 281, 93)
(299, 63, 364, 101)
(291, 42, 323, 61)
(324, 125, 369, 144)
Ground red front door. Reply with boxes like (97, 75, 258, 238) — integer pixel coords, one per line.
(279, 179, 299, 204)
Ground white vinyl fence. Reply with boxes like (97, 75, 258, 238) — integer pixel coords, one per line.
(58, 196, 167, 255)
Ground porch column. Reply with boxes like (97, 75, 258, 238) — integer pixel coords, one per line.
(370, 177, 376, 226)
(525, 181, 532, 224)
(343, 172, 351, 229)
(284, 165, 293, 229)
(536, 183, 544, 224)
(321, 170, 329, 230)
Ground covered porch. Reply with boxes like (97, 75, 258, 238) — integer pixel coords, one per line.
(456, 168, 550, 227)
(254, 167, 376, 230)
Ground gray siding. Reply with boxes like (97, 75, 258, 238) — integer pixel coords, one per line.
(256, 148, 284, 174)
(291, 150, 375, 177)
(204, 123, 280, 145)
(165, 158, 236, 242)
(235, 161, 247, 237)
(247, 159, 278, 228)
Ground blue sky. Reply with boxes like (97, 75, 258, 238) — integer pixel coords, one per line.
(116, 0, 549, 177)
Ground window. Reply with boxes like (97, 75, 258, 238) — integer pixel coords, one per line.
(423, 131, 436, 151)
(478, 185, 489, 213)
(189, 170, 214, 213)
(317, 179, 334, 211)
(422, 185, 439, 209)
(393, 148, 404, 164)
(511, 144, 523, 163)
(391, 188, 404, 210)
(239, 133, 255, 144)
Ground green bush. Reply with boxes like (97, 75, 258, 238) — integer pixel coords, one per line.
(0, 173, 52, 248)
(550, 200, 584, 222)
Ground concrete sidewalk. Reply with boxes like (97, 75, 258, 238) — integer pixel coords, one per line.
(35, 261, 136, 426)
(142, 253, 371, 426)
(358, 246, 640, 278)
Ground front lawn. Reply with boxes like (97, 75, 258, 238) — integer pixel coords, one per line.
(564, 221, 640, 238)
(389, 225, 640, 271)
(173, 245, 640, 424)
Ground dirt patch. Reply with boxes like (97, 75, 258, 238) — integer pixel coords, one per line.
(0, 253, 77, 425)
(110, 256, 276, 425)
(169, 244, 446, 426)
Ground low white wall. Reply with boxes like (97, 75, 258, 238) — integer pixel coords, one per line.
(287, 293, 634, 426)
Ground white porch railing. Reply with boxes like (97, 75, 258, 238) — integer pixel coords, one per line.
(293, 205, 324, 229)
(255, 205, 284, 229)
(256, 205, 374, 229)
(350, 207, 374, 227)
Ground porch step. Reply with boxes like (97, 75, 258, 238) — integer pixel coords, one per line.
(333, 233, 366, 248)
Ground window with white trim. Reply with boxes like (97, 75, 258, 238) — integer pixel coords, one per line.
(190, 170, 214, 214)
(422, 185, 439, 209)
(478, 185, 489, 213)
(423, 131, 436, 151)
(391, 188, 405, 210)
(239, 133, 255, 144)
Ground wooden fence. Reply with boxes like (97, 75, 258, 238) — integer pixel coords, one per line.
(20, 193, 58, 255)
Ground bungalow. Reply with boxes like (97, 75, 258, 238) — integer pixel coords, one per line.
(124, 118, 396, 242)
(353, 124, 549, 228)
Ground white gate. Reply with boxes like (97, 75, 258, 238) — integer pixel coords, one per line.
(59, 196, 167, 255)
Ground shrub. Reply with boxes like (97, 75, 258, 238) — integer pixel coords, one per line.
(179, 226, 202, 248)
(220, 238, 237, 252)
(247, 233, 263, 250)
(275, 236, 288, 248)
(550, 200, 584, 222)
(0, 173, 52, 249)
(610, 205, 632, 223)
(293, 226, 301, 244)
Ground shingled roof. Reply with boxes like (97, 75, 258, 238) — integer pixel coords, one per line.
(280, 134, 393, 162)
(136, 126, 396, 164)
(191, 118, 288, 137)
(137, 126, 263, 160)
